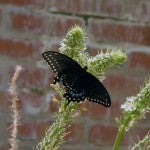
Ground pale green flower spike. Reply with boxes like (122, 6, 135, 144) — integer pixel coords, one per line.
(87, 49, 127, 80)
(60, 25, 126, 80)
(59, 25, 88, 65)
(113, 77, 150, 150)
(36, 83, 79, 150)
(121, 77, 150, 130)
(37, 25, 127, 150)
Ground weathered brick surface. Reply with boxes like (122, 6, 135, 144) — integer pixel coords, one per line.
(48, 15, 85, 37)
(89, 125, 117, 146)
(36, 121, 52, 139)
(0, 38, 42, 57)
(65, 123, 84, 144)
(130, 52, 150, 70)
(11, 13, 46, 33)
(104, 74, 144, 97)
(0, 0, 45, 8)
(16, 67, 49, 88)
(0, 0, 149, 149)
(49, 0, 150, 22)
(0, 9, 2, 25)
(0, 91, 9, 111)
(88, 20, 150, 46)
(49, 0, 98, 15)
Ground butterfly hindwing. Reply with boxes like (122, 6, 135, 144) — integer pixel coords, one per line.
(84, 72, 111, 107)
(69, 71, 111, 107)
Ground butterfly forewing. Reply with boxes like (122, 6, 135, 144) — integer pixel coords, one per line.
(42, 51, 82, 74)
(43, 51, 84, 87)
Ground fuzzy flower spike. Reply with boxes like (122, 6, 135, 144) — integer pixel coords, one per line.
(113, 76, 150, 150)
(121, 77, 150, 130)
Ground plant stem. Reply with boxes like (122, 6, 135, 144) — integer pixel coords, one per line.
(113, 115, 131, 150)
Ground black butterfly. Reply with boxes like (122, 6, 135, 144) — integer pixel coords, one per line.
(42, 51, 111, 107)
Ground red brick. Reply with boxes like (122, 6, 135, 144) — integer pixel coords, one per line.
(16, 67, 49, 88)
(0, 0, 45, 8)
(0, 70, 2, 86)
(19, 92, 52, 116)
(49, 0, 96, 14)
(49, 43, 60, 52)
(0, 145, 8, 150)
(79, 100, 117, 120)
(17, 145, 36, 150)
(20, 92, 44, 107)
(36, 121, 52, 139)
(65, 123, 83, 144)
(0, 9, 2, 25)
(11, 13, 45, 33)
(18, 122, 37, 139)
(124, 76, 143, 96)
(87, 102, 108, 119)
(49, 16, 85, 37)
(104, 74, 126, 93)
(140, 2, 148, 17)
(0, 91, 9, 111)
(138, 112, 150, 125)
(128, 127, 150, 143)
(130, 52, 150, 70)
(17, 121, 52, 140)
(109, 100, 121, 118)
(134, 2, 150, 23)
(0, 38, 42, 57)
(49, 0, 124, 18)
(104, 74, 143, 97)
(100, 1, 123, 17)
(50, 1, 150, 22)
(89, 125, 117, 146)
(89, 20, 150, 46)
(49, 100, 58, 113)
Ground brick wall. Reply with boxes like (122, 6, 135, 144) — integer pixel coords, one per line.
(0, 0, 150, 150)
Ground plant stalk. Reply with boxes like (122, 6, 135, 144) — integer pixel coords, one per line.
(113, 115, 131, 150)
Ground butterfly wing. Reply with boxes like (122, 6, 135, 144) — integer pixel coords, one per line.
(72, 71, 111, 107)
(42, 51, 82, 74)
(42, 51, 83, 84)
(42, 51, 111, 107)
(42, 51, 86, 102)
(86, 72, 111, 107)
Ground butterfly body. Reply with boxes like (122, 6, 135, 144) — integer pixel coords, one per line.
(42, 51, 111, 107)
